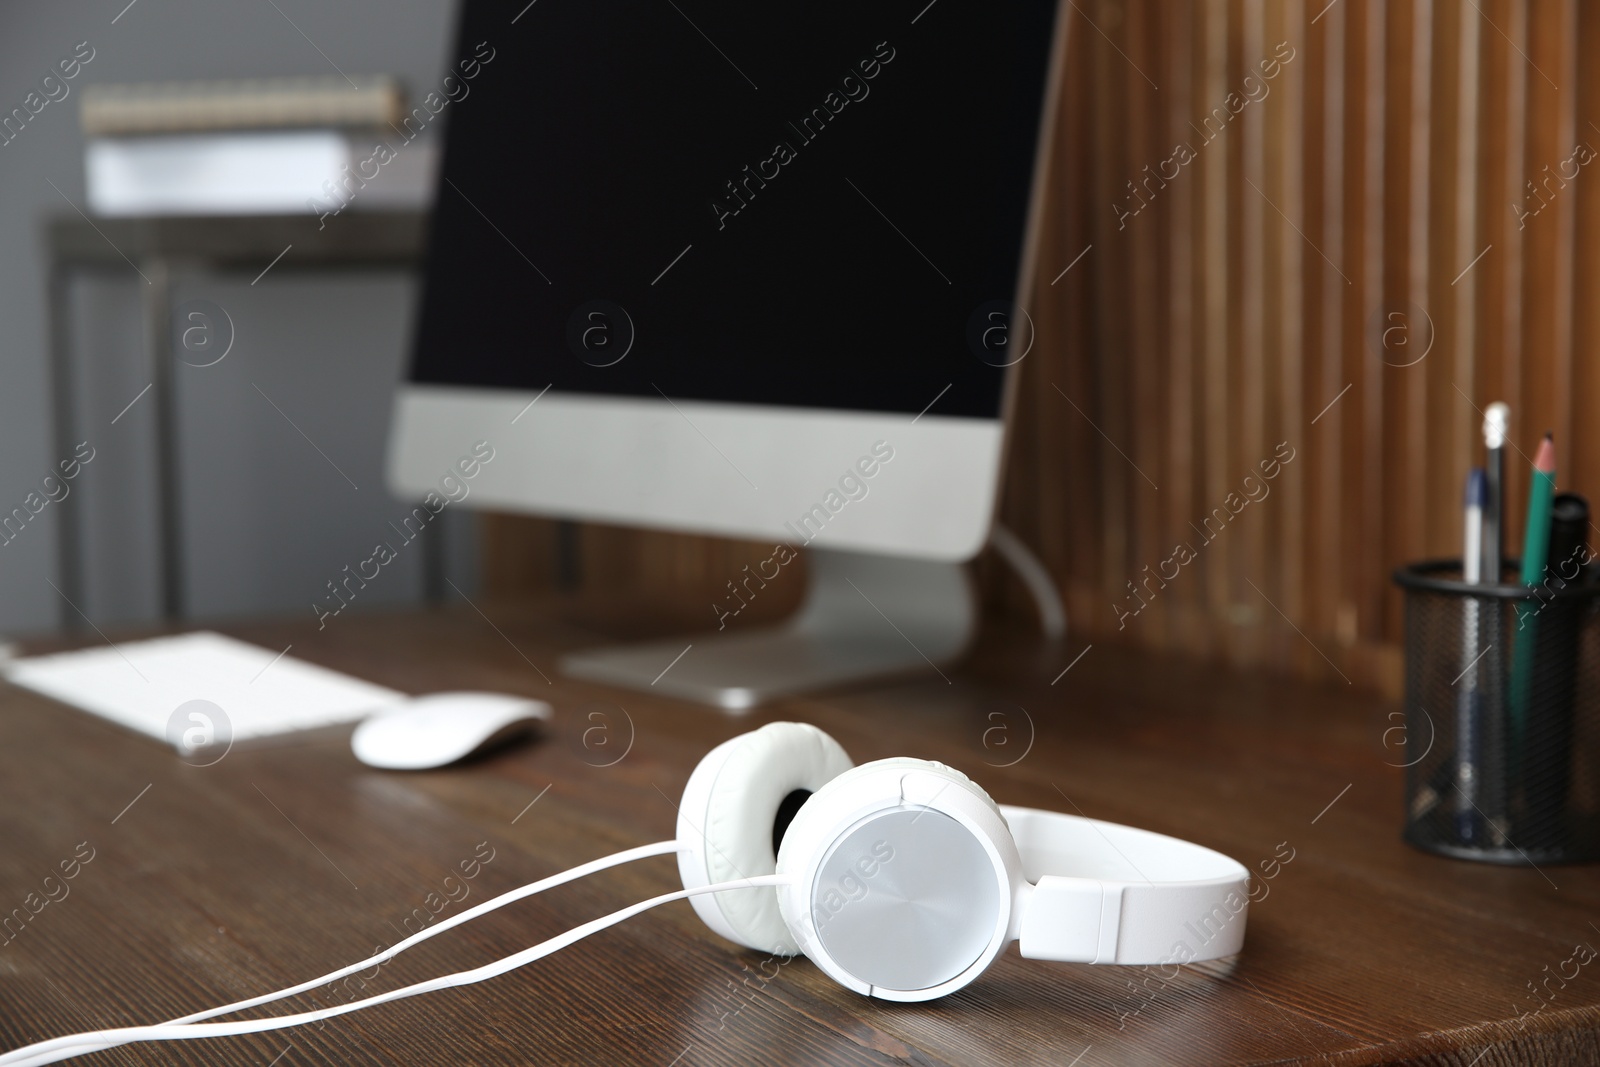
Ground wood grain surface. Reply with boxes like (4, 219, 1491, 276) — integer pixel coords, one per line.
(3, 602, 1600, 1065)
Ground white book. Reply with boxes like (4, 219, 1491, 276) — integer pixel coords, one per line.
(84, 130, 436, 217)
(81, 77, 404, 137)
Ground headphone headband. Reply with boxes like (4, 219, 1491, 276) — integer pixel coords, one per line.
(1002, 805, 1250, 966)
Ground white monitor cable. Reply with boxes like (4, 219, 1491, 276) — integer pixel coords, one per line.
(1, 842, 780, 1067)
(989, 523, 1066, 640)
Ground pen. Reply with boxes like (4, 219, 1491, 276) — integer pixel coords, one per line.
(1479, 403, 1511, 845)
(1455, 468, 1485, 842)
(1510, 433, 1556, 799)
(1520, 434, 1557, 588)
(1482, 403, 1509, 583)
(1464, 469, 1484, 589)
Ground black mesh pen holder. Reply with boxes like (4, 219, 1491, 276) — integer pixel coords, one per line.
(1394, 559, 1600, 864)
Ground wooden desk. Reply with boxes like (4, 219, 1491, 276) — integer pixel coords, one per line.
(2, 603, 1598, 1066)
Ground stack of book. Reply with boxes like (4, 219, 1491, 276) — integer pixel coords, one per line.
(81, 76, 436, 217)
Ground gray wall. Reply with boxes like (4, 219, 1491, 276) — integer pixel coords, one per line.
(0, 0, 471, 635)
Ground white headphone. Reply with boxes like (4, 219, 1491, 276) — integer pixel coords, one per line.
(678, 722, 1249, 1000)
(2, 722, 1248, 1064)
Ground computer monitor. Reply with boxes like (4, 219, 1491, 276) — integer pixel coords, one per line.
(389, 0, 1068, 707)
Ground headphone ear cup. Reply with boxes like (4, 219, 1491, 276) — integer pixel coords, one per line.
(775, 756, 1018, 999)
(677, 722, 852, 954)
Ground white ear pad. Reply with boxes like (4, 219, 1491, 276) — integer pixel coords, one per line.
(677, 722, 852, 954)
(774, 756, 1021, 1000)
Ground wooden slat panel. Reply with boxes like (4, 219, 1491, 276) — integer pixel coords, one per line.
(1350, 0, 1387, 674)
(1573, 0, 1600, 502)
(1428, 0, 1479, 577)
(1237, 0, 1268, 665)
(1273, 0, 1306, 629)
(1126, 0, 1169, 645)
(1520, 0, 1577, 492)
(1481, 0, 1529, 569)
(1164, 0, 1202, 650)
(1305, 2, 1344, 668)
(1197, 0, 1231, 658)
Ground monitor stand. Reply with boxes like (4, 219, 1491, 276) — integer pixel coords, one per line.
(560, 548, 976, 711)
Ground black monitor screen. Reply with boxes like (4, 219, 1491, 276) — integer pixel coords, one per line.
(408, 0, 1060, 418)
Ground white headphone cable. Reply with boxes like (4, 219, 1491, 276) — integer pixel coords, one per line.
(0, 839, 690, 1067)
(4, 872, 791, 1066)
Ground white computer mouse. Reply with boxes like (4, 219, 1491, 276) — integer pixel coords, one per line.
(351, 692, 552, 770)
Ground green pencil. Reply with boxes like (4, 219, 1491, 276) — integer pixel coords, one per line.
(1521, 434, 1557, 587)
(1510, 432, 1556, 795)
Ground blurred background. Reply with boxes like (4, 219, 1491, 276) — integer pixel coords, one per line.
(0, 0, 474, 635)
(2, 0, 1592, 701)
